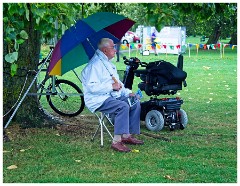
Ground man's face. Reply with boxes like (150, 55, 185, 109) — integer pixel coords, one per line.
(103, 40, 116, 60)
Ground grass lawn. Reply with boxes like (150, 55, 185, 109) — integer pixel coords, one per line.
(3, 36, 237, 183)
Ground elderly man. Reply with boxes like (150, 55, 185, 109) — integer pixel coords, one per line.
(81, 38, 144, 152)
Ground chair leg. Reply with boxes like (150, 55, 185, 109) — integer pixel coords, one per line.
(92, 114, 102, 142)
(101, 113, 113, 140)
(102, 122, 113, 139)
(92, 112, 113, 147)
(100, 120, 104, 147)
(105, 114, 114, 126)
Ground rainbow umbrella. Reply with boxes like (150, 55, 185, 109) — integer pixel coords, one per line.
(48, 12, 135, 76)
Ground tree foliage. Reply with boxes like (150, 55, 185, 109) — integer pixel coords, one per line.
(175, 3, 237, 44)
(119, 3, 148, 31)
(3, 3, 83, 75)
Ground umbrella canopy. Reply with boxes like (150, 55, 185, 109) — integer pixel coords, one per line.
(48, 12, 135, 76)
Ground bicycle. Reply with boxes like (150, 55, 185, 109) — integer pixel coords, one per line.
(4, 47, 85, 129)
(31, 47, 85, 117)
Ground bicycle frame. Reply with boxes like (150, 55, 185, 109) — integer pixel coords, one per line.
(28, 54, 82, 97)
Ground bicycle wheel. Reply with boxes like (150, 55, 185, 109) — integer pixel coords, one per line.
(46, 79, 85, 117)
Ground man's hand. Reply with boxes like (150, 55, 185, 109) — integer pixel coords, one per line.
(112, 82, 122, 91)
(129, 93, 140, 99)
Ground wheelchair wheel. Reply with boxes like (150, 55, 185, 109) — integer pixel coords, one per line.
(46, 79, 85, 117)
(145, 110, 164, 131)
(179, 109, 188, 129)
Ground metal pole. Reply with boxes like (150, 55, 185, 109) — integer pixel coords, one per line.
(4, 49, 53, 129)
(54, 19, 58, 46)
(51, 75, 56, 93)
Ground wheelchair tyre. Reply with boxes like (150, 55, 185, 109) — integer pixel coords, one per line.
(179, 109, 188, 129)
(145, 110, 164, 131)
(47, 79, 85, 117)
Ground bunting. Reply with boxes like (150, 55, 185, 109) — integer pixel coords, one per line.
(119, 43, 237, 50)
(118, 42, 237, 59)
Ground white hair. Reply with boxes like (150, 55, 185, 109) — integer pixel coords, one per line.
(98, 38, 111, 50)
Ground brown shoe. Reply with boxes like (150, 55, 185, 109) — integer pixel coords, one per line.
(111, 141, 131, 152)
(121, 136, 144, 145)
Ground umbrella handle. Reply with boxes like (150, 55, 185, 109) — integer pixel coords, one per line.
(112, 76, 118, 84)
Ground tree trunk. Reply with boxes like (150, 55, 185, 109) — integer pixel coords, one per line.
(3, 6, 54, 128)
(229, 32, 237, 45)
(207, 25, 221, 45)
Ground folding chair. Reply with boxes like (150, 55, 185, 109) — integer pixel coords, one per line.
(91, 112, 114, 147)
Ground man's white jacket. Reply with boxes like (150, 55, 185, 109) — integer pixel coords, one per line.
(81, 49, 132, 113)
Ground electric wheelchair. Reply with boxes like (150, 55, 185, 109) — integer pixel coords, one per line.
(122, 55, 188, 131)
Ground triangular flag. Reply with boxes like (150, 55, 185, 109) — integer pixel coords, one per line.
(156, 44, 161, 49)
(121, 44, 127, 49)
(146, 45, 152, 50)
(211, 44, 215, 49)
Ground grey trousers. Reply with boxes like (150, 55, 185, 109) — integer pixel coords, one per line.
(96, 96, 141, 135)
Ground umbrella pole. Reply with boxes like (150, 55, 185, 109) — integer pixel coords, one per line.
(86, 38, 96, 51)
(72, 69, 82, 83)
(4, 50, 53, 129)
